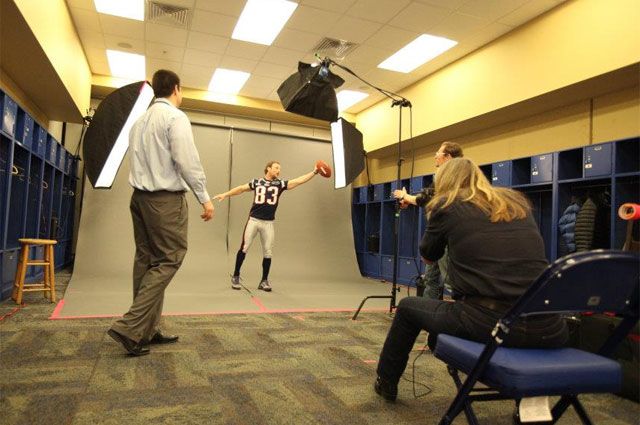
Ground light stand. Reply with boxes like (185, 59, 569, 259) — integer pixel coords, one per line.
(321, 60, 412, 320)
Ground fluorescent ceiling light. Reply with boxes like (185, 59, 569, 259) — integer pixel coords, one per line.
(208, 69, 251, 94)
(378, 34, 457, 73)
(232, 0, 298, 45)
(94, 0, 144, 21)
(106, 50, 146, 80)
(336, 90, 369, 111)
(95, 82, 154, 188)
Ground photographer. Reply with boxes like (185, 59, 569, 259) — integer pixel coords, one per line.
(375, 158, 568, 402)
(393, 141, 463, 298)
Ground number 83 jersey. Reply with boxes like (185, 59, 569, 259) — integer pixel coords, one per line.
(248, 178, 288, 221)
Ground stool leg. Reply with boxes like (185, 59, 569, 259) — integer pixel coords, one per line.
(48, 245, 56, 303)
(12, 246, 29, 305)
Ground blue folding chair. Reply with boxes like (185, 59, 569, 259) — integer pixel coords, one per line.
(433, 250, 640, 425)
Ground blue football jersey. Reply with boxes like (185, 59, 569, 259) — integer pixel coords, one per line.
(248, 178, 288, 220)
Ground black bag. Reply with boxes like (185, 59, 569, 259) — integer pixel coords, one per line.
(568, 314, 639, 402)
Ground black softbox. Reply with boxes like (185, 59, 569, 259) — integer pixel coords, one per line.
(83, 81, 154, 188)
(277, 61, 344, 122)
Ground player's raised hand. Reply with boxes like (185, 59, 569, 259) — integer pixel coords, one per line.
(213, 193, 226, 202)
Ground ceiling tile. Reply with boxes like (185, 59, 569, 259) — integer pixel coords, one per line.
(84, 47, 108, 69)
(146, 43, 185, 62)
(273, 28, 322, 52)
(364, 25, 419, 50)
(325, 16, 383, 44)
(346, 0, 411, 24)
(245, 74, 283, 91)
(286, 6, 342, 35)
(430, 12, 488, 41)
(183, 49, 222, 68)
(218, 56, 258, 73)
(261, 46, 306, 68)
(463, 22, 514, 46)
(412, 0, 467, 10)
(299, 0, 357, 14)
(457, 0, 528, 21)
(146, 58, 183, 79)
(76, 29, 106, 49)
(186, 31, 229, 54)
(499, 0, 563, 27)
(180, 63, 214, 90)
(99, 15, 145, 39)
(253, 62, 296, 80)
(342, 44, 394, 68)
(190, 9, 237, 37)
(145, 23, 189, 47)
(68, 7, 101, 31)
(389, 2, 451, 33)
(239, 84, 276, 99)
(104, 35, 145, 54)
(224, 40, 268, 61)
(194, 0, 244, 16)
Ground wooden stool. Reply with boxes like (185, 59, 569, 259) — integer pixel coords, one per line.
(11, 238, 57, 304)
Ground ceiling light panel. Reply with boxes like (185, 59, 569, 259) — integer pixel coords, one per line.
(337, 90, 369, 111)
(232, 0, 298, 46)
(94, 0, 144, 21)
(106, 50, 146, 80)
(378, 34, 457, 73)
(208, 68, 251, 94)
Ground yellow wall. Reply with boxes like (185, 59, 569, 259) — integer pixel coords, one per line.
(356, 85, 639, 185)
(356, 0, 640, 152)
(14, 0, 91, 117)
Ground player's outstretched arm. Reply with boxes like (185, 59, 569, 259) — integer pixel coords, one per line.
(213, 183, 251, 201)
(287, 168, 317, 190)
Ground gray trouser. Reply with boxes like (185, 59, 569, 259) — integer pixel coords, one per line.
(424, 247, 449, 300)
(111, 189, 188, 343)
(241, 217, 275, 258)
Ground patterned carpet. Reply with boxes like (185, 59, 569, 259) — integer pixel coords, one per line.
(1, 271, 638, 425)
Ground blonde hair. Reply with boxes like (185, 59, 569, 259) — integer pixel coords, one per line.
(426, 158, 530, 222)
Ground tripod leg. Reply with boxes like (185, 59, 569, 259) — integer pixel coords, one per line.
(352, 295, 392, 320)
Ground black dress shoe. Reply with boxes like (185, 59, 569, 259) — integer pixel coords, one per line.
(148, 331, 179, 345)
(374, 376, 398, 402)
(107, 329, 150, 356)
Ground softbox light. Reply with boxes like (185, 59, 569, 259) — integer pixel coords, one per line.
(83, 81, 154, 188)
(330, 118, 364, 189)
(277, 61, 344, 122)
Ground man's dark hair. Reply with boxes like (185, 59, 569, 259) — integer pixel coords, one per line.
(441, 141, 463, 158)
(152, 69, 180, 98)
(264, 161, 280, 174)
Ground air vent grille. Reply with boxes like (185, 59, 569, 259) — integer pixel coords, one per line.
(312, 37, 359, 60)
(146, 1, 192, 28)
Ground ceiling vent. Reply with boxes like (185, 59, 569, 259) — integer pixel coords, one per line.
(146, 1, 192, 29)
(312, 37, 359, 61)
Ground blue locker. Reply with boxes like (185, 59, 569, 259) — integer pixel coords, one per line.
(531, 154, 553, 183)
(491, 161, 511, 187)
(35, 126, 47, 158)
(410, 176, 422, 193)
(1, 249, 18, 290)
(15, 109, 34, 149)
(372, 183, 384, 202)
(57, 147, 66, 170)
(2, 94, 17, 137)
(363, 253, 380, 277)
(47, 136, 58, 163)
(381, 255, 394, 280)
(584, 143, 612, 177)
(399, 257, 418, 283)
